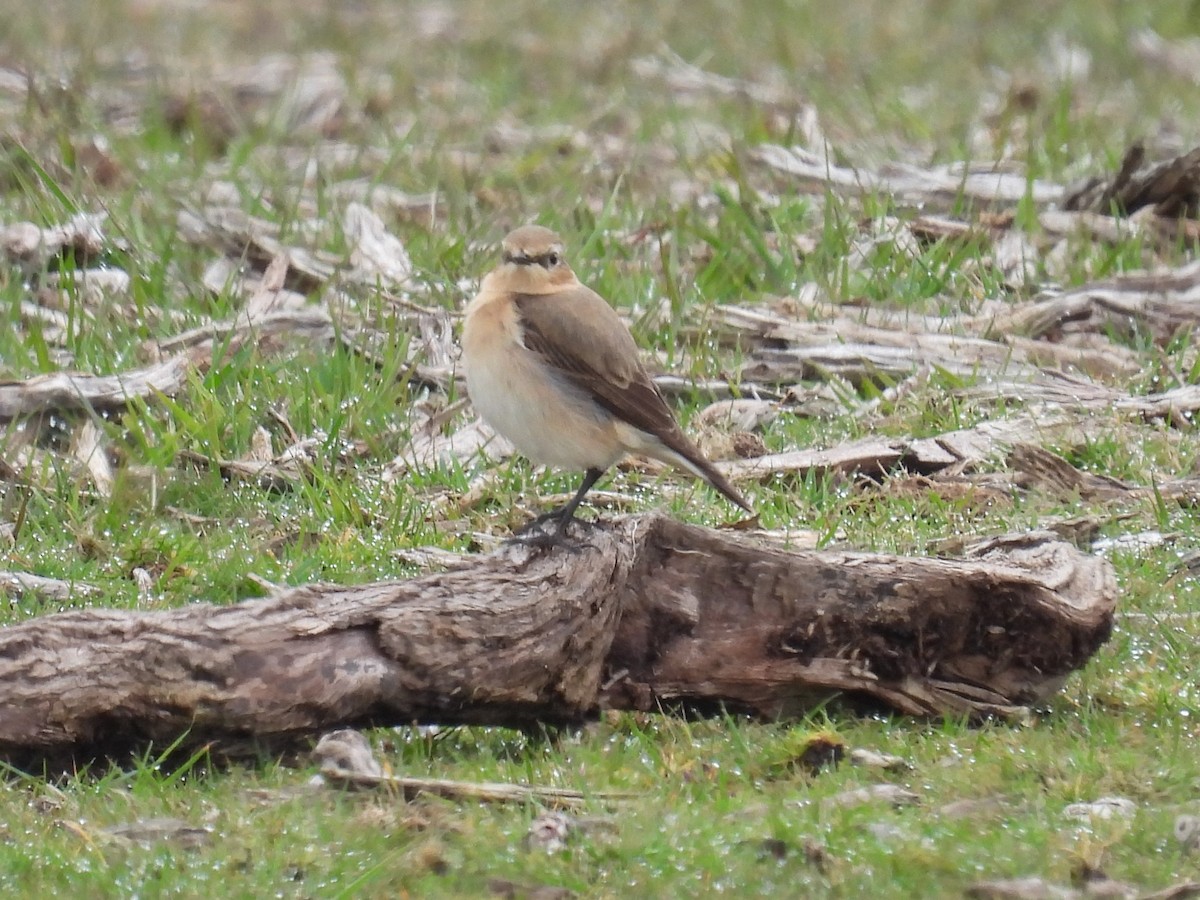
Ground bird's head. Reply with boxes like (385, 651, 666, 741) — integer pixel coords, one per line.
(488, 225, 578, 294)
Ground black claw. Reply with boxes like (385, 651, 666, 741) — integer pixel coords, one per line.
(506, 524, 586, 554)
(515, 510, 562, 536)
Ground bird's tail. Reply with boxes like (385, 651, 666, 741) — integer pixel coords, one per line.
(655, 440, 754, 514)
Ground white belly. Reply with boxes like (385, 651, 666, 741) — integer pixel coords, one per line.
(465, 342, 625, 471)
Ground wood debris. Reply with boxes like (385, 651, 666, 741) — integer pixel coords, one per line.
(631, 47, 796, 108)
(158, 52, 364, 142)
(751, 144, 1063, 207)
(43, 268, 131, 306)
(0, 515, 1115, 764)
(0, 211, 108, 270)
(176, 206, 337, 293)
(68, 419, 114, 498)
(100, 817, 214, 849)
(0, 571, 101, 602)
(979, 258, 1200, 346)
(326, 181, 443, 224)
(1064, 143, 1200, 219)
(343, 201, 418, 292)
(1132, 29, 1200, 85)
(0, 356, 193, 421)
(822, 784, 920, 810)
(965, 876, 1078, 899)
(313, 733, 628, 809)
(385, 402, 513, 480)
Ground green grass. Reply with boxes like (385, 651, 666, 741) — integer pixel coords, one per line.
(2, 0, 1200, 895)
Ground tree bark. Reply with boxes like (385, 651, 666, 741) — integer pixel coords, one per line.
(0, 516, 1116, 766)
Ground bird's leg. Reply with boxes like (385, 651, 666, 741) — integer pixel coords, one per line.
(550, 466, 605, 538)
(513, 467, 605, 546)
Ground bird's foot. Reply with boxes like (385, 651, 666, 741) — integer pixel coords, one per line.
(507, 514, 599, 553)
(506, 529, 581, 554)
(515, 510, 601, 537)
(515, 508, 565, 535)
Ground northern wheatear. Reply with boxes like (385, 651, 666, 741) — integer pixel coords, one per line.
(462, 224, 752, 541)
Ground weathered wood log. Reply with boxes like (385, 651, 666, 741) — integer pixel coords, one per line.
(0, 515, 1116, 766)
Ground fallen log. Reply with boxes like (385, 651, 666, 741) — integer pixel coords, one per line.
(0, 515, 1116, 766)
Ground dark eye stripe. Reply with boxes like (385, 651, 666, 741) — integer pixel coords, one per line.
(503, 249, 564, 267)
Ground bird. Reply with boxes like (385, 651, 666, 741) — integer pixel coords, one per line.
(461, 224, 752, 543)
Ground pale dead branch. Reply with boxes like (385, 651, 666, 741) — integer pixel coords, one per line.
(3, 290, 337, 421)
(978, 258, 1200, 345)
(1035, 208, 1143, 244)
(343, 202, 417, 292)
(631, 47, 796, 108)
(724, 370, 1200, 488)
(965, 376, 1200, 424)
(17, 300, 72, 344)
(386, 411, 513, 480)
(0, 571, 102, 602)
(693, 398, 781, 432)
(176, 429, 325, 492)
(100, 817, 213, 849)
(321, 768, 627, 808)
(148, 308, 334, 358)
(176, 206, 337, 292)
(714, 303, 1136, 386)
(176, 450, 305, 492)
(315, 734, 620, 816)
(1010, 443, 1200, 507)
(485, 117, 590, 154)
(1008, 443, 1132, 502)
(0, 356, 192, 420)
(720, 400, 1098, 485)
(43, 268, 132, 306)
(965, 875, 1078, 899)
(650, 375, 785, 401)
(69, 419, 114, 498)
(327, 182, 444, 225)
(751, 144, 1063, 207)
(244, 252, 297, 315)
(913, 208, 1142, 251)
(0, 211, 108, 270)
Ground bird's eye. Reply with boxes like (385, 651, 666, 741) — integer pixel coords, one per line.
(545, 252, 560, 267)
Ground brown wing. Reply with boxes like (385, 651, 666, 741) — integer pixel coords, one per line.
(514, 287, 753, 513)
(513, 288, 686, 443)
